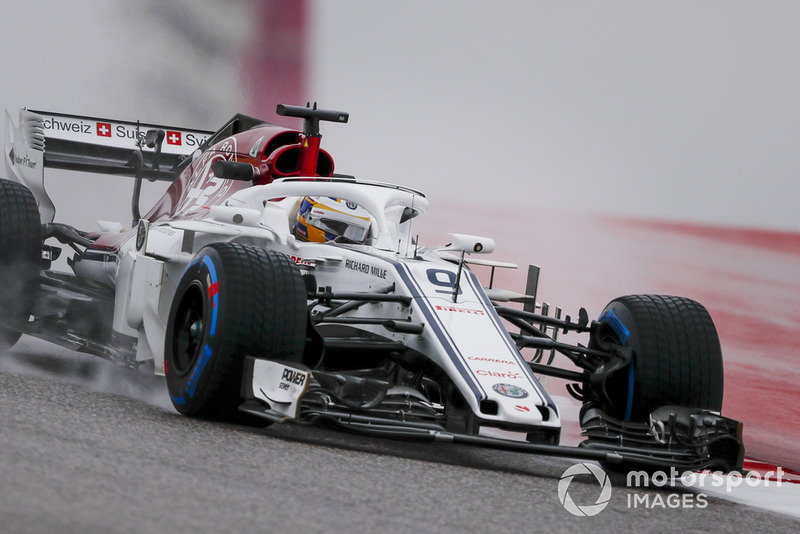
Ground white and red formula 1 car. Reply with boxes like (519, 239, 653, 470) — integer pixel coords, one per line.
(1, 103, 743, 470)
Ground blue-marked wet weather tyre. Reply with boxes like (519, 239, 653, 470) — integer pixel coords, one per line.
(590, 294, 723, 421)
(165, 242, 307, 420)
(0, 179, 41, 350)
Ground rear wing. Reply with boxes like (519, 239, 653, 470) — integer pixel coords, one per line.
(4, 108, 214, 223)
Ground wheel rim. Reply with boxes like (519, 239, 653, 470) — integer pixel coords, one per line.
(172, 281, 205, 376)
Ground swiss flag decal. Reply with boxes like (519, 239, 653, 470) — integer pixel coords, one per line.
(166, 131, 182, 145)
(96, 122, 112, 137)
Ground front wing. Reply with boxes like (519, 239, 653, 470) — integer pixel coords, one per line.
(240, 358, 744, 472)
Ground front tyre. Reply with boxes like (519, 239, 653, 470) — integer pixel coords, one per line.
(590, 294, 723, 421)
(165, 243, 307, 420)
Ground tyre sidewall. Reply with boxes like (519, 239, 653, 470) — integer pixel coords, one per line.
(593, 299, 641, 419)
(165, 246, 230, 415)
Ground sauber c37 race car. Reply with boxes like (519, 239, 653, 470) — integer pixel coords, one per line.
(1, 104, 744, 471)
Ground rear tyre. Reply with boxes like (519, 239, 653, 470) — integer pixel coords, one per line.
(589, 294, 723, 421)
(165, 243, 307, 421)
(0, 179, 41, 350)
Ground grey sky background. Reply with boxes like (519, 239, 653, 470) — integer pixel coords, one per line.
(309, 1, 800, 231)
(0, 1, 797, 232)
(0, 0, 252, 228)
(0, 1, 249, 126)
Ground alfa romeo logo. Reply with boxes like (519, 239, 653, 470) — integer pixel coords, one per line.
(492, 383, 528, 398)
(558, 463, 612, 516)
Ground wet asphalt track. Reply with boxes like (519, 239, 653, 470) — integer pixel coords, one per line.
(1, 337, 798, 534)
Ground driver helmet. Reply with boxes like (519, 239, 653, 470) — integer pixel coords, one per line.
(294, 196, 371, 243)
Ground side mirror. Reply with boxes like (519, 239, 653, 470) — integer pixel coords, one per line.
(445, 233, 495, 254)
(211, 160, 255, 181)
